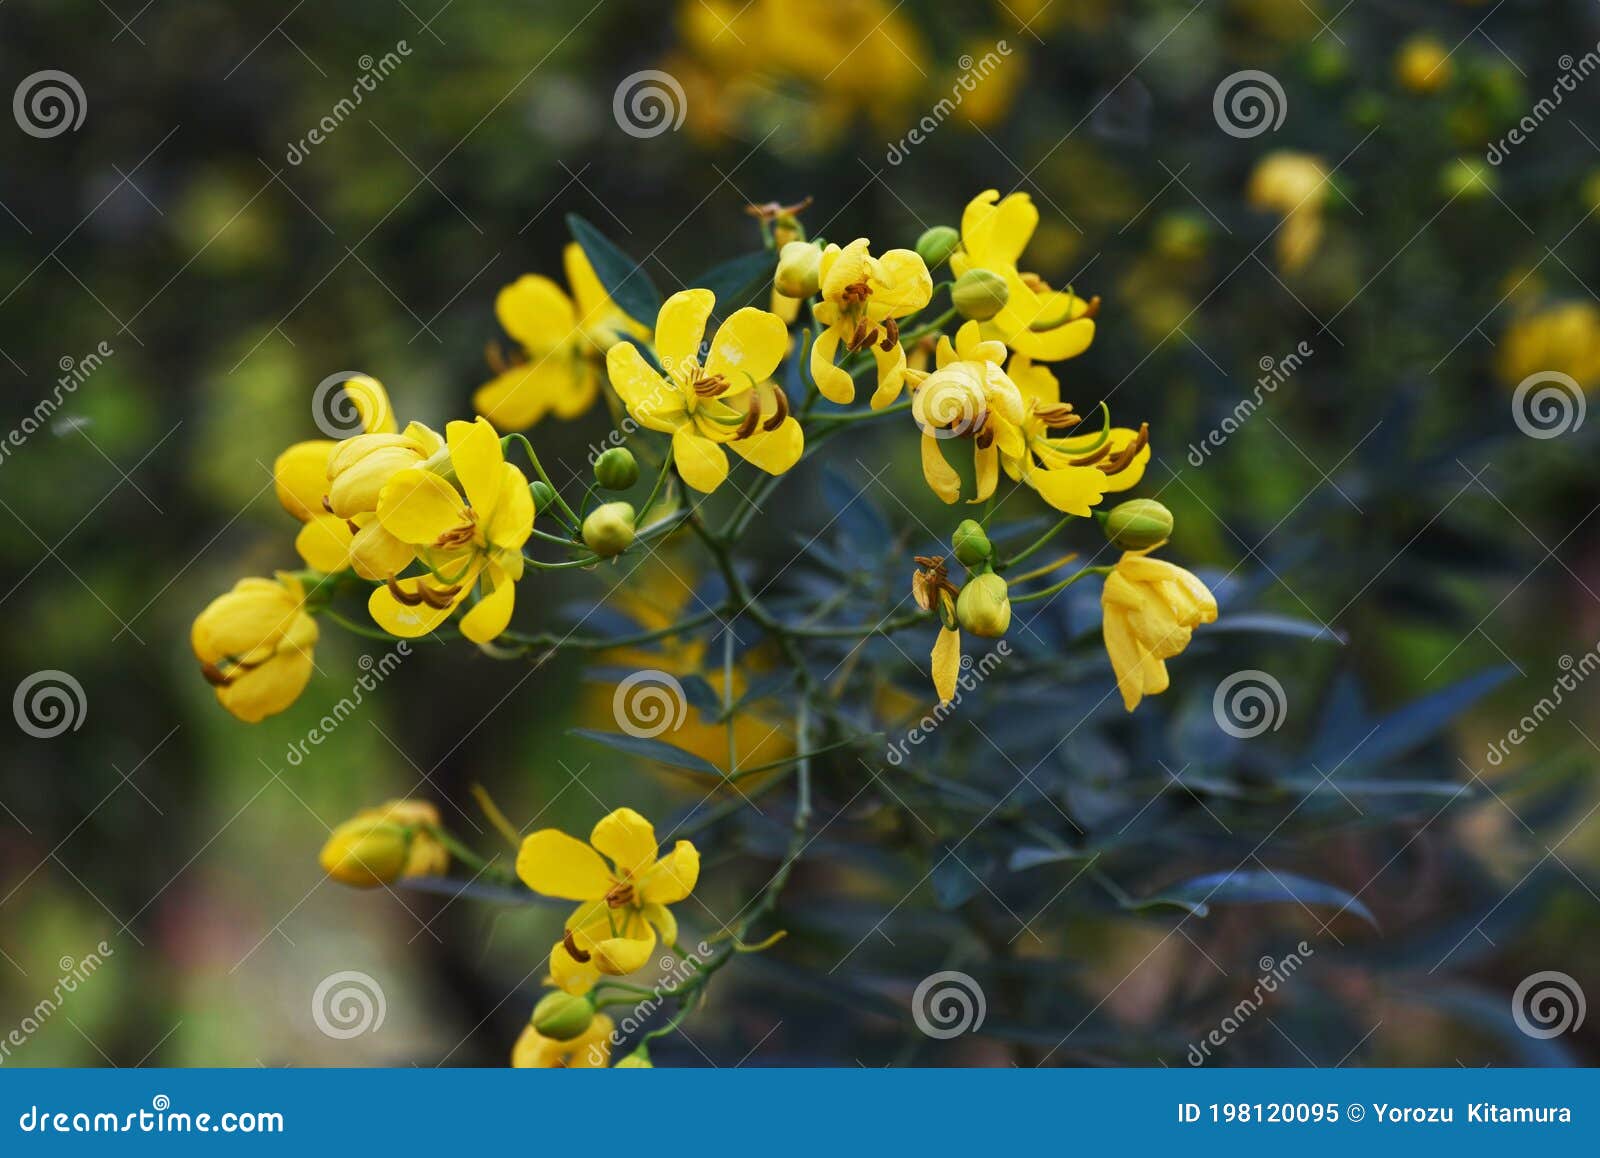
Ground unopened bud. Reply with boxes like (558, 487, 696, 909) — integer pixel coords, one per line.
(583, 501, 636, 557)
(915, 225, 961, 269)
(951, 519, 992, 568)
(774, 241, 822, 299)
(594, 447, 639, 491)
(773, 213, 806, 249)
(319, 819, 410, 888)
(530, 480, 556, 512)
(952, 268, 1009, 321)
(956, 572, 1011, 638)
(613, 1045, 653, 1068)
(1103, 498, 1173, 551)
(531, 990, 596, 1042)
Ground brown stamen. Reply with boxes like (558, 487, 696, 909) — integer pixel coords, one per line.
(762, 385, 789, 432)
(433, 516, 477, 550)
(1097, 423, 1149, 475)
(322, 495, 335, 514)
(417, 583, 461, 610)
(840, 280, 873, 307)
(1067, 440, 1112, 468)
(1033, 401, 1081, 429)
(562, 930, 591, 963)
(733, 394, 762, 441)
(604, 880, 636, 908)
(692, 372, 730, 398)
(974, 413, 996, 451)
(200, 661, 232, 687)
(846, 318, 879, 352)
(1083, 294, 1101, 319)
(386, 575, 426, 607)
(485, 340, 508, 376)
(878, 317, 900, 352)
(744, 196, 813, 221)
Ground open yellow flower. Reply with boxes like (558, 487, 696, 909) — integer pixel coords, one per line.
(191, 573, 317, 722)
(475, 244, 649, 431)
(517, 807, 699, 995)
(810, 238, 932, 407)
(606, 289, 801, 494)
(1002, 354, 1149, 516)
(951, 191, 1096, 362)
(366, 417, 534, 642)
(1101, 548, 1217, 712)
(911, 321, 1026, 505)
(511, 1015, 615, 1068)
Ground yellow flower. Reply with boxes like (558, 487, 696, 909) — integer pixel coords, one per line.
(809, 238, 932, 407)
(1498, 302, 1600, 388)
(606, 289, 801, 494)
(319, 799, 450, 888)
(951, 191, 1096, 362)
(1002, 354, 1149, 516)
(516, 807, 699, 995)
(475, 244, 649, 431)
(191, 573, 318, 722)
(1246, 152, 1329, 274)
(367, 418, 535, 642)
(911, 321, 1026, 505)
(912, 555, 963, 705)
(1395, 35, 1452, 93)
(1101, 548, 1217, 712)
(511, 1014, 615, 1068)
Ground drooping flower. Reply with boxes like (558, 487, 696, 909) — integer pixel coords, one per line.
(511, 1015, 615, 1068)
(1246, 152, 1329, 274)
(1101, 548, 1218, 712)
(1001, 354, 1149, 516)
(809, 238, 932, 407)
(910, 321, 1026, 505)
(475, 244, 649, 431)
(191, 573, 318, 722)
(1498, 301, 1600, 389)
(951, 190, 1097, 362)
(516, 807, 699, 995)
(606, 289, 801, 494)
(319, 799, 450, 888)
(366, 417, 535, 642)
(912, 555, 963, 705)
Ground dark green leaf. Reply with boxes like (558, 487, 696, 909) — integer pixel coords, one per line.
(568, 727, 722, 777)
(1306, 666, 1513, 774)
(689, 249, 778, 311)
(1208, 612, 1346, 644)
(1008, 845, 1089, 872)
(565, 213, 661, 324)
(1133, 868, 1378, 927)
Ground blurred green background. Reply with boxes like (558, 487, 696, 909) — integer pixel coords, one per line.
(3, 0, 1600, 1066)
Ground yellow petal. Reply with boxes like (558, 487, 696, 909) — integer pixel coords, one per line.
(549, 939, 601, 996)
(1005, 312, 1095, 362)
(588, 808, 658, 877)
(642, 902, 678, 947)
(1028, 464, 1108, 516)
(728, 415, 803, 476)
(346, 517, 416, 580)
(962, 189, 1037, 268)
(673, 428, 729, 493)
(459, 568, 517, 643)
(971, 442, 999, 503)
(273, 440, 335, 522)
(810, 325, 855, 404)
(376, 469, 468, 546)
(819, 238, 871, 302)
(606, 340, 672, 418)
(591, 922, 656, 976)
(485, 463, 534, 553)
(655, 288, 715, 371)
(366, 579, 461, 638)
(516, 830, 613, 900)
(564, 242, 608, 318)
(705, 308, 788, 385)
(218, 649, 314, 723)
(640, 840, 699, 904)
(446, 417, 505, 516)
(474, 355, 593, 431)
(294, 514, 353, 573)
(869, 342, 907, 408)
(920, 432, 962, 504)
(495, 274, 577, 354)
(932, 627, 961, 704)
(346, 375, 397, 434)
(870, 248, 933, 317)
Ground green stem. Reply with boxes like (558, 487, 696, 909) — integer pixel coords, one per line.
(506, 433, 582, 529)
(1001, 513, 1076, 572)
(1010, 564, 1112, 604)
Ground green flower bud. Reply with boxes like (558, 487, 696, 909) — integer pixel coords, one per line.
(952, 268, 1009, 321)
(1154, 212, 1209, 262)
(530, 480, 556, 513)
(1440, 157, 1494, 201)
(951, 519, 993, 568)
(1103, 499, 1174, 551)
(915, 225, 961, 269)
(582, 501, 636, 557)
(613, 1046, 653, 1068)
(1304, 40, 1348, 85)
(956, 572, 1011, 638)
(593, 447, 639, 491)
(774, 241, 822, 299)
(531, 990, 595, 1042)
